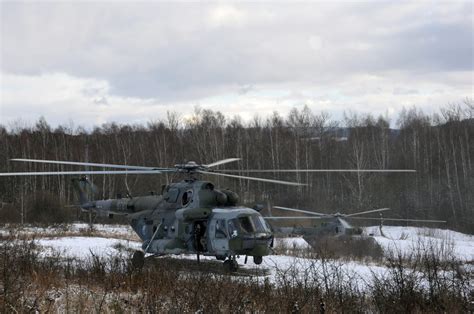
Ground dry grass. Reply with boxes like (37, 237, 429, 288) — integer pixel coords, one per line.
(0, 235, 471, 313)
(274, 235, 384, 263)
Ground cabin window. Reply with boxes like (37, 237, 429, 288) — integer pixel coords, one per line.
(215, 219, 227, 238)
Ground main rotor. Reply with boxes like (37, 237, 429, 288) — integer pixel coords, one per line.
(174, 158, 240, 173)
(0, 157, 416, 187)
(267, 206, 446, 224)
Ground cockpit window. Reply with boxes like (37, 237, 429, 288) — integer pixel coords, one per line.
(254, 216, 272, 232)
(228, 215, 270, 236)
(239, 217, 254, 233)
(215, 219, 227, 238)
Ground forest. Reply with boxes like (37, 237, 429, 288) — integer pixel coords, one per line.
(0, 102, 472, 233)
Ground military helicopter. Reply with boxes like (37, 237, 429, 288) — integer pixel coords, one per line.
(266, 206, 446, 237)
(0, 158, 415, 271)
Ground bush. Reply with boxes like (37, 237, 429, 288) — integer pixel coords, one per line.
(305, 235, 384, 261)
(0, 202, 21, 223)
(26, 192, 67, 224)
(0, 236, 470, 312)
(370, 239, 470, 313)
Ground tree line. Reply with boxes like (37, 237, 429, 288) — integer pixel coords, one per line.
(0, 102, 472, 232)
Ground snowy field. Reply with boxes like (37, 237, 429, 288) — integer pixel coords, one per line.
(365, 225, 474, 261)
(0, 223, 138, 240)
(1, 223, 472, 288)
(33, 234, 387, 287)
(37, 237, 141, 260)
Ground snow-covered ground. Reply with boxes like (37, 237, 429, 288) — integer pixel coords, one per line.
(1, 223, 472, 287)
(37, 237, 141, 259)
(168, 251, 389, 288)
(364, 226, 474, 261)
(0, 223, 138, 240)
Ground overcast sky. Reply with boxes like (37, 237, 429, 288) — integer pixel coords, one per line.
(1, 1, 472, 129)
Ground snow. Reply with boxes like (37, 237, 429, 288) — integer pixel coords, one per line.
(1, 223, 473, 289)
(273, 237, 311, 249)
(0, 222, 139, 240)
(364, 226, 474, 261)
(166, 250, 389, 289)
(37, 237, 141, 259)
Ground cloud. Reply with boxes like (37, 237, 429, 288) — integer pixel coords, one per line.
(0, 1, 472, 128)
(208, 5, 247, 28)
(1, 72, 161, 127)
(1, 71, 470, 129)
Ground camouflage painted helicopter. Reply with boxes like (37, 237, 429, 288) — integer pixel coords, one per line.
(267, 206, 446, 237)
(0, 158, 415, 271)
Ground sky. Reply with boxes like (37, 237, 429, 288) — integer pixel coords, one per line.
(0, 1, 472, 129)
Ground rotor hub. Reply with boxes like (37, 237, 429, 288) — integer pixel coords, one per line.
(174, 161, 208, 173)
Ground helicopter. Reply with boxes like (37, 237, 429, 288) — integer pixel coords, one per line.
(0, 158, 416, 271)
(266, 206, 446, 237)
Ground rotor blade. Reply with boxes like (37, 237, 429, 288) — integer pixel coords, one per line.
(198, 170, 306, 186)
(10, 158, 167, 170)
(264, 216, 326, 220)
(0, 170, 175, 176)
(273, 206, 328, 216)
(205, 158, 241, 168)
(348, 217, 446, 223)
(215, 169, 416, 173)
(337, 217, 349, 225)
(345, 208, 391, 217)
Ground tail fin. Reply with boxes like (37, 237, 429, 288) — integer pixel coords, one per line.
(71, 176, 97, 208)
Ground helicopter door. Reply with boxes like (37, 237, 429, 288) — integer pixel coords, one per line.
(193, 221, 207, 252)
(210, 218, 229, 254)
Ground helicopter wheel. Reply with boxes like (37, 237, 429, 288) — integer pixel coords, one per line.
(223, 257, 239, 272)
(253, 256, 263, 265)
(131, 250, 145, 270)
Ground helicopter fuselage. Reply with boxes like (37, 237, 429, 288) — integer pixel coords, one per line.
(76, 178, 273, 264)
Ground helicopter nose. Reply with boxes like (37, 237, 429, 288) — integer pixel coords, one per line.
(241, 234, 273, 254)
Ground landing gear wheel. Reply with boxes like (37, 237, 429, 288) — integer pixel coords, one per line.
(223, 258, 239, 272)
(216, 255, 226, 261)
(223, 259, 232, 272)
(253, 256, 263, 265)
(231, 259, 239, 271)
(131, 250, 145, 270)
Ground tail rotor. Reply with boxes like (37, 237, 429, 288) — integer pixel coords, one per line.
(71, 176, 98, 208)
